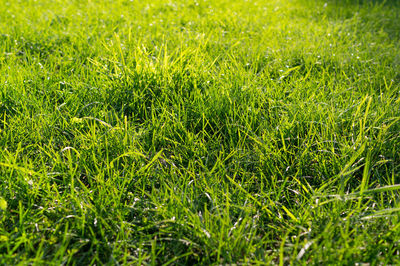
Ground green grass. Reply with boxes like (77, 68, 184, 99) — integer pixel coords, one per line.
(0, 0, 400, 264)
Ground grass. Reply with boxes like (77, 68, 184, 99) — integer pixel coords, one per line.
(0, 0, 399, 264)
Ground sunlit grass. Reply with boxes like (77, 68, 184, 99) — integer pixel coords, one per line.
(0, 0, 399, 264)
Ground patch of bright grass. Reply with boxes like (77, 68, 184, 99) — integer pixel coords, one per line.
(0, 0, 400, 264)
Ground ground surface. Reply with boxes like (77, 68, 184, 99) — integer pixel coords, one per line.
(0, 0, 400, 264)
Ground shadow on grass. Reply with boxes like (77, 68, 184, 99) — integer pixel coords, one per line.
(319, 0, 400, 40)
(324, 0, 400, 6)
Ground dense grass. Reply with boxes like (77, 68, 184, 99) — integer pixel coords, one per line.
(0, 0, 399, 264)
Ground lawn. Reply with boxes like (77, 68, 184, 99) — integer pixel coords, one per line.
(0, 0, 399, 264)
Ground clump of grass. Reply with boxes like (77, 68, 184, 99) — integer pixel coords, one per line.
(0, 0, 399, 264)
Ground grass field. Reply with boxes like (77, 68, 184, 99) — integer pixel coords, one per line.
(0, 0, 400, 264)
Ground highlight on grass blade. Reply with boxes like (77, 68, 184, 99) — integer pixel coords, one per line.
(0, 197, 7, 211)
(138, 149, 164, 173)
(316, 184, 400, 203)
(361, 207, 400, 220)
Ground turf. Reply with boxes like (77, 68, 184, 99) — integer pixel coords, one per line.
(0, 0, 400, 264)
